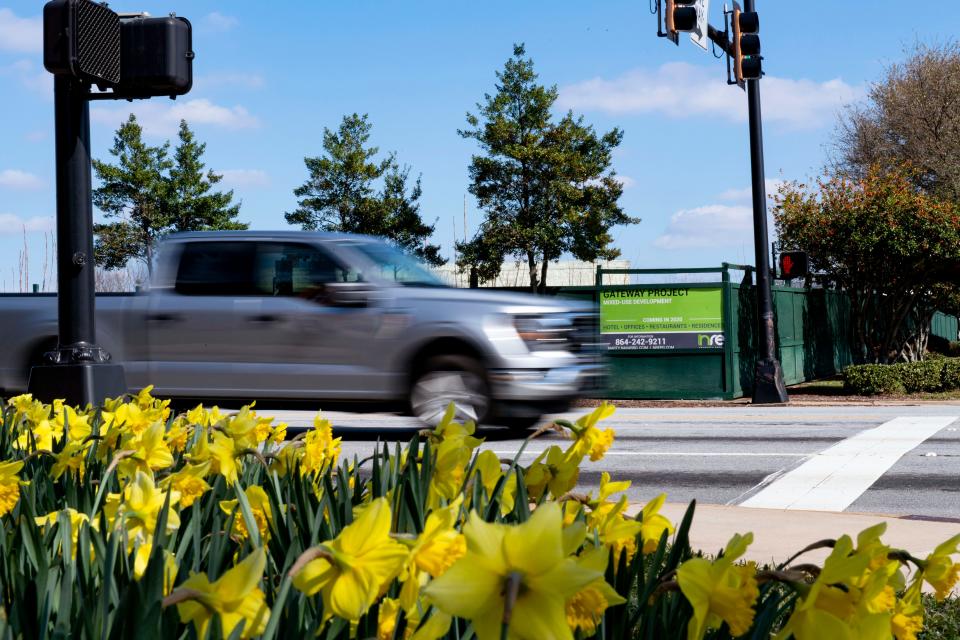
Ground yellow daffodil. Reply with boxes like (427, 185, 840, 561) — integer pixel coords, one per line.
(268, 443, 301, 477)
(424, 502, 601, 640)
(292, 497, 409, 621)
(0, 460, 25, 517)
(53, 404, 91, 443)
(399, 498, 467, 611)
(50, 441, 90, 480)
(639, 493, 674, 554)
(161, 461, 212, 508)
(565, 402, 616, 461)
(565, 546, 626, 635)
(562, 500, 583, 527)
(6, 393, 35, 414)
(35, 507, 98, 560)
(301, 413, 342, 476)
(586, 472, 631, 525)
(891, 581, 924, 640)
(776, 535, 871, 640)
(206, 431, 241, 485)
(678, 532, 759, 640)
(185, 403, 211, 427)
(110, 402, 154, 435)
(222, 404, 261, 449)
(378, 598, 452, 640)
(378, 597, 403, 640)
(176, 549, 270, 639)
(920, 533, 960, 601)
(473, 450, 517, 515)
(269, 421, 288, 445)
(594, 495, 642, 563)
(426, 407, 482, 505)
(163, 549, 178, 596)
(164, 419, 191, 453)
(220, 485, 273, 543)
(524, 445, 580, 501)
(120, 422, 175, 477)
(104, 471, 180, 578)
(428, 404, 483, 449)
(16, 403, 55, 451)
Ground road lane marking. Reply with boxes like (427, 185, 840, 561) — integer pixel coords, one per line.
(739, 416, 958, 512)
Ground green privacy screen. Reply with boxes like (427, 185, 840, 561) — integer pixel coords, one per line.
(599, 286, 724, 351)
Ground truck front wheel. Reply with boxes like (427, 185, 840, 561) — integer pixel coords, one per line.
(410, 355, 491, 427)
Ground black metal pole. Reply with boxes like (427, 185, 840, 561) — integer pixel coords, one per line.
(27, 76, 126, 406)
(743, 0, 788, 404)
(54, 75, 96, 348)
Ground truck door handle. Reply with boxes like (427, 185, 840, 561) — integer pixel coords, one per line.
(248, 314, 281, 323)
(148, 313, 182, 323)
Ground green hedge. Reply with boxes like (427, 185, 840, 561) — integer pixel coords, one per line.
(843, 357, 960, 395)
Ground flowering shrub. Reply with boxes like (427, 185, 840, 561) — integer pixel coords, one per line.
(0, 389, 957, 639)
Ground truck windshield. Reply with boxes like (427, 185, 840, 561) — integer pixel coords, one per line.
(347, 241, 447, 287)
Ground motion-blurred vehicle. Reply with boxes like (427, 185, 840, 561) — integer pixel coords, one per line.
(0, 231, 604, 428)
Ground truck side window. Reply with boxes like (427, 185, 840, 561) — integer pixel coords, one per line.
(254, 243, 345, 297)
(175, 242, 256, 296)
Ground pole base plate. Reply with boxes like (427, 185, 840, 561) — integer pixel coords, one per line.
(27, 363, 127, 407)
(751, 358, 789, 404)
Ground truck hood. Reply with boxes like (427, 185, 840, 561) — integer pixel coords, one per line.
(392, 286, 590, 314)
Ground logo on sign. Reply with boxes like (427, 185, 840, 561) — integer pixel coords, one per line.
(698, 334, 725, 347)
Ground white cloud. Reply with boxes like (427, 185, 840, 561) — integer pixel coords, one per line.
(653, 204, 754, 250)
(0, 9, 42, 53)
(0, 170, 44, 190)
(558, 62, 863, 129)
(1, 59, 53, 100)
(0, 213, 54, 233)
(219, 169, 270, 189)
(92, 99, 260, 137)
(205, 12, 239, 32)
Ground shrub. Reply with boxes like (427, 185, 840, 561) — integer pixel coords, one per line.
(897, 359, 946, 393)
(943, 358, 960, 390)
(843, 357, 960, 394)
(843, 363, 906, 395)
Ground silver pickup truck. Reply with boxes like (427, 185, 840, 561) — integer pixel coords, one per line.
(1, 231, 603, 428)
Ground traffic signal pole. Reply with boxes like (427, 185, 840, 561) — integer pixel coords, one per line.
(742, 6, 788, 403)
(703, 3, 788, 403)
(54, 75, 96, 350)
(27, 76, 126, 406)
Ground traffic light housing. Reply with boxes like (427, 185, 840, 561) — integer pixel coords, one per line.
(779, 251, 808, 280)
(732, 2, 761, 86)
(666, 0, 699, 36)
(43, 0, 194, 99)
(116, 15, 193, 98)
(44, 0, 121, 85)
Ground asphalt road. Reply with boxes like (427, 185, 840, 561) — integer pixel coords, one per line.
(261, 404, 960, 520)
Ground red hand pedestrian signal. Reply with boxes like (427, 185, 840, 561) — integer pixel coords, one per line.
(779, 251, 808, 280)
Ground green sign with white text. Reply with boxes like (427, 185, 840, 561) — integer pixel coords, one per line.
(599, 286, 724, 351)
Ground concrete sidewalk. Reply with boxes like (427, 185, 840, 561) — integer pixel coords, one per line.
(655, 503, 960, 595)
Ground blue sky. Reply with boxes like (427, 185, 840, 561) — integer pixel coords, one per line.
(1, 1, 958, 290)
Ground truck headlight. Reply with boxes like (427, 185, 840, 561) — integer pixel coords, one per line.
(512, 315, 573, 351)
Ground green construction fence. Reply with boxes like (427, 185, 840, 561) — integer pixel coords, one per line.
(498, 264, 957, 400)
